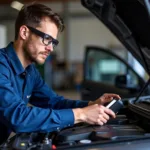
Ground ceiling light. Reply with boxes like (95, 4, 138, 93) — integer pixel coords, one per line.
(11, 1, 24, 11)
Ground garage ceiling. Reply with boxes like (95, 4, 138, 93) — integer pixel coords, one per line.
(0, 0, 82, 20)
(0, 0, 79, 4)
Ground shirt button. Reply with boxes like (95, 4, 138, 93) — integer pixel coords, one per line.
(57, 127, 60, 131)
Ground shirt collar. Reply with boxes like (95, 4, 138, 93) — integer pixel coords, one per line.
(5, 42, 32, 75)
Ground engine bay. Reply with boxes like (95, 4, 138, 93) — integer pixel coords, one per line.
(1, 110, 150, 150)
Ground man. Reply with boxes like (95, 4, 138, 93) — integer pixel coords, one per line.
(0, 3, 120, 144)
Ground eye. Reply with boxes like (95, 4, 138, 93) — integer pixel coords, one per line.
(44, 35, 53, 42)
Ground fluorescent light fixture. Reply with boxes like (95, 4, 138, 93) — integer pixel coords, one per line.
(11, 1, 24, 11)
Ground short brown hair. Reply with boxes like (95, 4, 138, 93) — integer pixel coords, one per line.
(15, 3, 64, 40)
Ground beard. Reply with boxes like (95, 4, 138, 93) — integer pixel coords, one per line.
(22, 37, 46, 65)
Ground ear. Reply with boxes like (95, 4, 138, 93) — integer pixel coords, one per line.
(19, 25, 29, 40)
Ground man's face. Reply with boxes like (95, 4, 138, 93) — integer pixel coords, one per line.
(23, 17, 58, 65)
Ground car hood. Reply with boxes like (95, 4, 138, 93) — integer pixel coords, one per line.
(81, 0, 150, 75)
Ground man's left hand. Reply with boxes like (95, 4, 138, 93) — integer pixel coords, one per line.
(88, 93, 121, 106)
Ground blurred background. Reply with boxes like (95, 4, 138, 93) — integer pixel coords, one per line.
(0, 0, 147, 100)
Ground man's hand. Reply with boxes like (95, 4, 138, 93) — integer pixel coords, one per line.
(88, 93, 121, 106)
(73, 104, 115, 125)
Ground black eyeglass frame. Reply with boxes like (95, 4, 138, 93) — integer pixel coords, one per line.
(26, 25, 59, 48)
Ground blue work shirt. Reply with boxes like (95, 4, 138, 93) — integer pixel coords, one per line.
(0, 43, 88, 140)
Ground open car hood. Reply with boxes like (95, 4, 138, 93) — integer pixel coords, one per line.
(81, 0, 150, 76)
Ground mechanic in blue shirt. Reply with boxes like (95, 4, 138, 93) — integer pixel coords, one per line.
(0, 3, 121, 144)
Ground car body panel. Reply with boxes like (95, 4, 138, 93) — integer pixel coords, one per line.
(62, 139, 150, 150)
(81, 46, 150, 100)
(80, 0, 150, 100)
(81, 0, 150, 74)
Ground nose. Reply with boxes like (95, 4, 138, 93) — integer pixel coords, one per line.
(45, 42, 53, 52)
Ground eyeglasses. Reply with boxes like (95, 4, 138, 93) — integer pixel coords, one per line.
(26, 25, 59, 48)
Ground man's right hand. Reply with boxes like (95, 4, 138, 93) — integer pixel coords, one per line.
(73, 104, 116, 126)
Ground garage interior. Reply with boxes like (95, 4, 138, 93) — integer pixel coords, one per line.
(0, 0, 147, 100)
(1, 1, 150, 149)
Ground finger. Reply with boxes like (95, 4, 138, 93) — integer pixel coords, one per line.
(108, 94, 121, 99)
(100, 97, 113, 104)
(101, 112, 110, 121)
(97, 118, 104, 126)
(99, 114, 107, 124)
(98, 106, 109, 122)
(104, 108, 116, 118)
(99, 105, 105, 113)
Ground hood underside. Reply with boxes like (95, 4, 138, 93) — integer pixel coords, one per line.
(81, 0, 150, 75)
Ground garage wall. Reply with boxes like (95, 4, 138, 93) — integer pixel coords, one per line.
(1, 21, 15, 44)
(0, 24, 6, 48)
(69, 17, 121, 62)
(0, 1, 122, 62)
